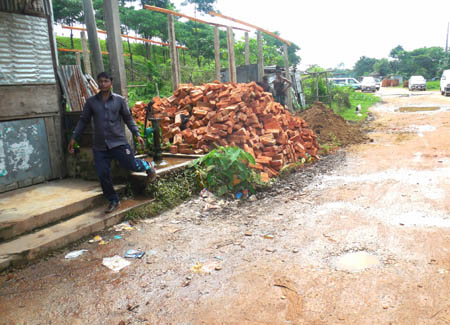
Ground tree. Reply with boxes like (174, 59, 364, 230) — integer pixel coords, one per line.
(373, 58, 391, 76)
(180, 0, 217, 13)
(353, 56, 377, 77)
(52, 0, 83, 48)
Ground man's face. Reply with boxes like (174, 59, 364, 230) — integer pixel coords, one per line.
(98, 77, 112, 92)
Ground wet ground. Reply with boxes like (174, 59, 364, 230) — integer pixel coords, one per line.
(1, 88, 450, 324)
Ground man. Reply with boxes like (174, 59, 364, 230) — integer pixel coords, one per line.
(68, 72, 156, 213)
(272, 67, 292, 107)
(257, 75, 273, 94)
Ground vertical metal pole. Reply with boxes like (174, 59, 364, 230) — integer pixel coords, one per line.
(325, 72, 331, 106)
(80, 31, 92, 75)
(168, 14, 180, 90)
(82, 0, 104, 78)
(103, 0, 128, 97)
(244, 31, 250, 65)
(257, 31, 264, 81)
(283, 43, 292, 110)
(226, 26, 237, 83)
(214, 26, 221, 81)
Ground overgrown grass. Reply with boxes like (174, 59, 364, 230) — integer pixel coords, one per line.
(426, 80, 440, 90)
(332, 92, 380, 121)
(125, 168, 201, 220)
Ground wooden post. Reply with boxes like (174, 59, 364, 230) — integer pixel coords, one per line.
(257, 31, 264, 81)
(226, 26, 237, 83)
(82, 0, 104, 78)
(283, 44, 292, 110)
(214, 26, 221, 81)
(80, 31, 92, 75)
(103, 0, 128, 97)
(168, 14, 180, 90)
(244, 31, 250, 65)
(75, 52, 81, 67)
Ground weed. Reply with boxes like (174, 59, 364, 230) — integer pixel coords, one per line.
(192, 146, 261, 196)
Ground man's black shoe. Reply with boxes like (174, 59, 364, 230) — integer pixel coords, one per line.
(105, 201, 120, 213)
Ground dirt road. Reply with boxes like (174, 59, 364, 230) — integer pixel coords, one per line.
(1, 88, 449, 324)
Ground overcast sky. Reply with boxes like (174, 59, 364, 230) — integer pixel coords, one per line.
(174, 0, 450, 70)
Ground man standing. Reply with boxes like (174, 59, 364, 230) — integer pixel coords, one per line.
(272, 66, 292, 107)
(68, 72, 156, 213)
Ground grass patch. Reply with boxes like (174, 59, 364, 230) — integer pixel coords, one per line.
(332, 92, 380, 121)
(125, 168, 201, 220)
(426, 80, 440, 90)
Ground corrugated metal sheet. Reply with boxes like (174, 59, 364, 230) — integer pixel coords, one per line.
(0, 11, 55, 85)
(0, 0, 49, 17)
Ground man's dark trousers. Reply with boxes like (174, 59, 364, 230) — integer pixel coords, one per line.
(93, 144, 149, 203)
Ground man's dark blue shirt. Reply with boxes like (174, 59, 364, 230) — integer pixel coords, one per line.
(72, 92, 140, 151)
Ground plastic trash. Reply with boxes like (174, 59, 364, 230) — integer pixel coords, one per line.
(89, 235, 103, 243)
(114, 235, 122, 240)
(113, 222, 133, 232)
(124, 249, 145, 259)
(235, 192, 243, 199)
(102, 255, 130, 272)
(65, 249, 88, 259)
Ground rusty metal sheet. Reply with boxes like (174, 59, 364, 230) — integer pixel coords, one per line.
(0, 11, 55, 85)
(0, 118, 51, 188)
(0, 0, 48, 17)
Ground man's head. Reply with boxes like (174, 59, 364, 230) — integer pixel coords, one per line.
(275, 66, 282, 77)
(97, 72, 113, 93)
(262, 76, 268, 83)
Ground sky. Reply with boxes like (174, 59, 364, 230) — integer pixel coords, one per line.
(173, 0, 450, 70)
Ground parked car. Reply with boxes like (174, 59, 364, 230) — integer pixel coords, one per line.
(361, 77, 377, 92)
(408, 75, 426, 91)
(440, 69, 450, 96)
(329, 77, 361, 90)
(375, 78, 381, 90)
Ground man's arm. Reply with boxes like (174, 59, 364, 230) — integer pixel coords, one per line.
(68, 101, 92, 153)
(282, 77, 292, 92)
(119, 98, 145, 146)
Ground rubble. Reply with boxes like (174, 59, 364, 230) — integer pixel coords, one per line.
(132, 82, 319, 178)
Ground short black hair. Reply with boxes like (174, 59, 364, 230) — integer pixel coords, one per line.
(97, 72, 113, 81)
(262, 76, 268, 81)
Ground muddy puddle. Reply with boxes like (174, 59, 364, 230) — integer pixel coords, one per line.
(333, 251, 381, 272)
(397, 106, 440, 113)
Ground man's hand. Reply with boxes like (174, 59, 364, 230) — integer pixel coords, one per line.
(67, 139, 76, 154)
(136, 136, 145, 147)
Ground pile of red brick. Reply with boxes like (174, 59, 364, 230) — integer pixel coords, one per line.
(132, 81, 319, 179)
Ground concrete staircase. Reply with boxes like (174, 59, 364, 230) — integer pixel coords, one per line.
(0, 179, 153, 270)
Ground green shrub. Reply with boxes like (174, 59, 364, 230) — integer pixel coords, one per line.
(192, 146, 261, 196)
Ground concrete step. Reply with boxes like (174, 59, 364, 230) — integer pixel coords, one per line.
(0, 197, 153, 271)
(0, 179, 125, 241)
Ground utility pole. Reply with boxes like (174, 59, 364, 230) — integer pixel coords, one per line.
(257, 31, 264, 82)
(226, 26, 237, 83)
(82, 0, 104, 78)
(80, 31, 92, 76)
(103, 0, 128, 97)
(214, 26, 221, 81)
(167, 14, 181, 90)
(446, 22, 449, 53)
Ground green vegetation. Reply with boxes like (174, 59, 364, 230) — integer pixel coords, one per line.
(353, 45, 450, 79)
(426, 80, 440, 90)
(192, 146, 262, 196)
(335, 91, 380, 121)
(125, 168, 201, 220)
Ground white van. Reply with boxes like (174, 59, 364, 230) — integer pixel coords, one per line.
(441, 69, 450, 96)
(329, 77, 361, 90)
